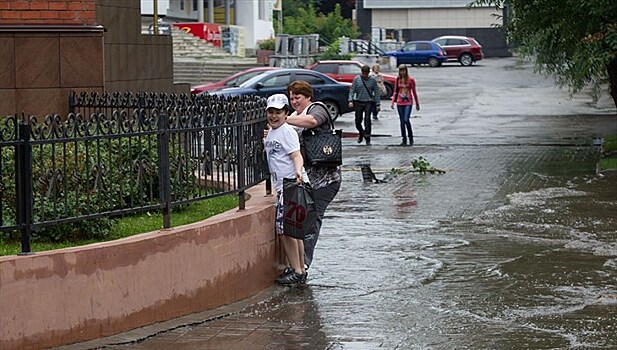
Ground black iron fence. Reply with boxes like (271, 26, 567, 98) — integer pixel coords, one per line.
(0, 91, 270, 254)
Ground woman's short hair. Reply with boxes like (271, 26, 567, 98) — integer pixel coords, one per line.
(287, 80, 313, 100)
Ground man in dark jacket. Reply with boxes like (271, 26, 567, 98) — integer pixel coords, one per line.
(348, 65, 381, 145)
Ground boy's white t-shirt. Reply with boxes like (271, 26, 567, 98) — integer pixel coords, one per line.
(264, 122, 309, 192)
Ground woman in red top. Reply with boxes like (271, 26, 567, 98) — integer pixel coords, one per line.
(391, 64, 420, 146)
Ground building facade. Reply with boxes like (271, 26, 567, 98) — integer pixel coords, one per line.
(163, 0, 275, 51)
(356, 0, 511, 57)
(1, 0, 184, 119)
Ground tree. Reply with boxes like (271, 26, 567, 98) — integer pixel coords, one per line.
(283, 4, 359, 46)
(315, 0, 355, 18)
(471, 0, 617, 108)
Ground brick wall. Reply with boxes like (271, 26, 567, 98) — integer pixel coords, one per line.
(0, 0, 96, 25)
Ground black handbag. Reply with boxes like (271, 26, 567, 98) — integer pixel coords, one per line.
(302, 102, 343, 167)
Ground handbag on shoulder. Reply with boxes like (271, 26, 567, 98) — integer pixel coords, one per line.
(302, 102, 343, 167)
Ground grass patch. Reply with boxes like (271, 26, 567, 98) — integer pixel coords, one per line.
(599, 157, 617, 171)
(0, 195, 238, 257)
(604, 134, 617, 152)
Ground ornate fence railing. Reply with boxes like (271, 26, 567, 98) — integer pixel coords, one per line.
(1, 92, 270, 254)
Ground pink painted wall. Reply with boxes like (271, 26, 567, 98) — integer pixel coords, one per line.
(0, 186, 276, 350)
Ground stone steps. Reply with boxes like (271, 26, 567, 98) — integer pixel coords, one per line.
(173, 59, 265, 86)
(170, 27, 264, 86)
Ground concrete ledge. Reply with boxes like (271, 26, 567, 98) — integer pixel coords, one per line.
(0, 185, 276, 350)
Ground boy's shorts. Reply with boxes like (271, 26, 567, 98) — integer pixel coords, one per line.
(275, 192, 284, 235)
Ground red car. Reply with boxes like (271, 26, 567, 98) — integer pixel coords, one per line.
(307, 60, 397, 99)
(191, 67, 278, 94)
(432, 36, 484, 66)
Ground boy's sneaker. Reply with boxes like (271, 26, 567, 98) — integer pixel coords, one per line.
(276, 271, 304, 285)
(300, 271, 308, 284)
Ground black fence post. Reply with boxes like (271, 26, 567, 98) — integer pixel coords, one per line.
(157, 110, 171, 229)
(16, 118, 33, 255)
(237, 106, 246, 210)
(68, 91, 75, 114)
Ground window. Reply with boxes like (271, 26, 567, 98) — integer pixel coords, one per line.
(313, 64, 337, 74)
(434, 39, 446, 46)
(417, 43, 431, 51)
(180, 0, 184, 10)
(447, 39, 468, 46)
(296, 74, 325, 86)
(261, 73, 290, 87)
(193, 0, 198, 11)
(339, 65, 361, 75)
(258, 0, 267, 20)
(402, 43, 417, 52)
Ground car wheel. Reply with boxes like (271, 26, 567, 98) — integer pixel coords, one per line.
(459, 53, 473, 66)
(383, 83, 393, 99)
(428, 57, 440, 67)
(322, 100, 340, 121)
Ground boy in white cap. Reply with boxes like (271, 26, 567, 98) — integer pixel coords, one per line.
(263, 93, 309, 285)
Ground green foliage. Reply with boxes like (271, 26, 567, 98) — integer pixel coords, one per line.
(599, 157, 617, 170)
(0, 125, 197, 244)
(257, 37, 275, 51)
(411, 156, 431, 173)
(470, 0, 617, 107)
(411, 156, 446, 174)
(603, 134, 617, 152)
(384, 157, 446, 175)
(319, 38, 352, 60)
(283, 3, 359, 45)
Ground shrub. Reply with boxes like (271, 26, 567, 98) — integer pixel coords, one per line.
(257, 38, 276, 51)
(0, 117, 198, 243)
(319, 38, 352, 60)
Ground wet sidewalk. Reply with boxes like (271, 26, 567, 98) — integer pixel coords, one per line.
(53, 58, 617, 350)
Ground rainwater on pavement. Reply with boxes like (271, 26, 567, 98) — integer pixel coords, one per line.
(58, 58, 617, 350)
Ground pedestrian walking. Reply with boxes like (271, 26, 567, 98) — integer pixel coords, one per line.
(286, 80, 342, 272)
(348, 65, 381, 145)
(391, 64, 420, 146)
(370, 64, 387, 120)
(263, 93, 309, 285)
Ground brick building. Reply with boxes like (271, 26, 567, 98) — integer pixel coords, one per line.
(0, 0, 186, 119)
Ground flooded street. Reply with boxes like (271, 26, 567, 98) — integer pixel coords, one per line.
(62, 58, 616, 350)
(311, 145, 616, 349)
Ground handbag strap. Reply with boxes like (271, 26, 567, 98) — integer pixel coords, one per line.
(307, 102, 334, 131)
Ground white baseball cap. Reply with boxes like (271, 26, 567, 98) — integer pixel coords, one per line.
(266, 94, 289, 110)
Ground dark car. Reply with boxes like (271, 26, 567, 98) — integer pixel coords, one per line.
(191, 67, 278, 94)
(307, 60, 397, 99)
(203, 69, 352, 120)
(432, 35, 484, 66)
(384, 41, 447, 67)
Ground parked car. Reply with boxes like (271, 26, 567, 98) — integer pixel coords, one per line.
(191, 67, 278, 94)
(383, 41, 447, 67)
(431, 35, 484, 66)
(202, 69, 352, 120)
(307, 60, 397, 99)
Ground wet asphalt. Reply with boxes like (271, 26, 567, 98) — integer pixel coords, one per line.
(53, 58, 617, 350)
